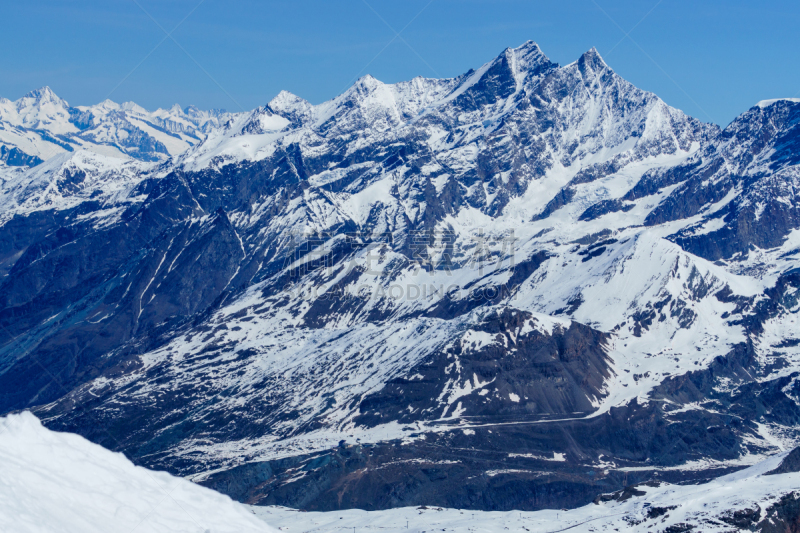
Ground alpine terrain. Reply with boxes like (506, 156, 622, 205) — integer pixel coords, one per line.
(2, 41, 800, 516)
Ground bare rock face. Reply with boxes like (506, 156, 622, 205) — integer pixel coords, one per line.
(767, 448, 800, 476)
(2, 42, 800, 513)
(355, 309, 611, 427)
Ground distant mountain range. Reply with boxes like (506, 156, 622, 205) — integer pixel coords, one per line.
(1, 41, 800, 514)
(0, 86, 239, 162)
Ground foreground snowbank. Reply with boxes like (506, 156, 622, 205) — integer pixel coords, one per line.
(0, 412, 274, 533)
(253, 452, 800, 532)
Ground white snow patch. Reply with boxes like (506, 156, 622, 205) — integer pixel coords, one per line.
(757, 98, 800, 108)
(0, 412, 275, 533)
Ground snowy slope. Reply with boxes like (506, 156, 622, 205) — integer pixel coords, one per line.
(0, 412, 275, 533)
(0, 150, 151, 223)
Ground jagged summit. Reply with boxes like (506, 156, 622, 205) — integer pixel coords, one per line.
(268, 90, 309, 109)
(584, 46, 603, 59)
(510, 39, 547, 56)
(492, 40, 557, 86)
(22, 86, 62, 102)
(266, 90, 313, 122)
(357, 73, 380, 84)
(176, 38, 713, 179)
(343, 74, 388, 98)
(506, 40, 553, 69)
(577, 46, 610, 72)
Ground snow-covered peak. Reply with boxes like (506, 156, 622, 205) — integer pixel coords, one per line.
(22, 86, 63, 103)
(86, 99, 121, 113)
(0, 148, 149, 223)
(506, 40, 552, 72)
(330, 74, 394, 111)
(509, 39, 547, 59)
(493, 40, 555, 89)
(356, 73, 381, 90)
(239, 105, 292, 135)
(757, 97, 800, 108)
(119, 101, 149, 115)
(267, 90, 313, 123)
(699, 91, 800, 176)
(332, 72, 454, 114)
(174, 40, 711, 178)
(311, 73, 406, 132)
(3, 86, 76, 135)
(269, 90, 308, 109)
(84, 100, 148, 118)
(577, 46, 610, 73)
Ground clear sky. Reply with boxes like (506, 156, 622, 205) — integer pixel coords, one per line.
(2, 0, 798, 125)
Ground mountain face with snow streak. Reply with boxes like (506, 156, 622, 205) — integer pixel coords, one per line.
(1, 41, 800, 513)
(0, 87, 239, 163)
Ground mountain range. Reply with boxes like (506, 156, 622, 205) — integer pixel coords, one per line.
(0, 86, 237, 163)
(1, 41, 800, 514)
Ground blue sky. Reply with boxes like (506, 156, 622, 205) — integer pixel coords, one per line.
(2, 0, 798, 125)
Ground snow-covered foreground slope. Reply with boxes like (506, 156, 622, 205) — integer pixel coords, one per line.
(254, 452, 800, 532)
(0, 412, 274, 533)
